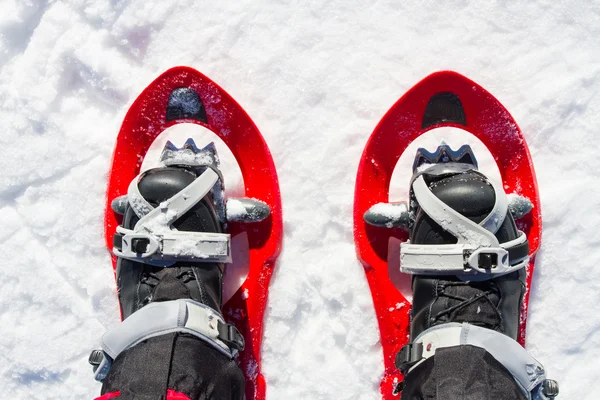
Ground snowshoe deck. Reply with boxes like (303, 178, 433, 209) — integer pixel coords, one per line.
(105, 66, 282, 400)
(353, 71, 541, 399)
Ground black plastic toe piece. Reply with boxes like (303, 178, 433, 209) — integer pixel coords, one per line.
(166, 87, 208, 123)
(428, 171, 495, 221)
(138, 167, 197, 205)
(422, 92, 466, 128)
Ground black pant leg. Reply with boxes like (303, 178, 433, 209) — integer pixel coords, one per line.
(101, 333, 245, 400)
(401, 345, 527, 400)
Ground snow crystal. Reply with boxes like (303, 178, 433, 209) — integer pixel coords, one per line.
(507, 193, 534, 219)
(226, 198, 248, 220)
(159, 149, 214, 167)
(369, 203, 403, 219)
(129, 194, 153, 216)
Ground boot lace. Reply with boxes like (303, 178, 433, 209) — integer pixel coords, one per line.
(431, 280, 503, 331)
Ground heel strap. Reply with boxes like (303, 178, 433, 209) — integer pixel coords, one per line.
(90, 299, 243, 381)
(395, 323, 557, 399)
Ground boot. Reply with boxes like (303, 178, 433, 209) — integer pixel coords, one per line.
(388, 145, 558, 400)
(93, 140, 246, 400)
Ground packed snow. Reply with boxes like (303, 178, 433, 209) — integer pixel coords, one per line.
(1, 1, 599, 399)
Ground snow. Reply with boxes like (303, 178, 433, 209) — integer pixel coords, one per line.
(507, 193, 534, 219)
(366, 202, 409, 228)
(226, 198, 270, 222)
(1, 1, 599, 398)
(159, 145, 216, 168)
(227, 198, 249, 221)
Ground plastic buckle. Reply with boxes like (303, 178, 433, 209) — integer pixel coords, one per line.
(542, 379, 559, 398)
(88, 349, 103, 368)
(394, 343, 423, 374)
(466, 247, 510, 274)
(217, 322, 245, 351)
(392, 380, 406, 396)
(114, 230, 160, 259)
(90, 350, 112, 382)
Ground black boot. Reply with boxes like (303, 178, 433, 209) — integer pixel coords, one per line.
(408, 168, 527, 341)
(367, 145, 558, 400)
(115, 165, 225, 318)
(95, 140, 246, 400)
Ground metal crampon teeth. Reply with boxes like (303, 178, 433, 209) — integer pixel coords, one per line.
(159, 139, 220, 169)
(412, 143, 478, 172)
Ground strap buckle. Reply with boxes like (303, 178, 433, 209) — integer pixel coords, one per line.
(217, 322, 245, 351)
(89, 350, 112, 381)
(465, 247, 510, 274)
(394, 342, 423, 374)
(115, 232, 161, 258)
(113, 227, 232, 264)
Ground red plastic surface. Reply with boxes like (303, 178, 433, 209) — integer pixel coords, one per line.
(104, 67, 282, 400)
(94, 392, 120, 400)
(95, 390, 190, 400)
(353, 71, 541, 399)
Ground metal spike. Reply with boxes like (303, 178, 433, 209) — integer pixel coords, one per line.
(183, 138, 201, 152)
(159, 139, 219, 168)
(412, 144, 478, 172)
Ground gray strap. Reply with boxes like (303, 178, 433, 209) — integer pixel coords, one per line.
(226, 198, 271, 223)
(113, 168, 232, 265)
(479, 176, 508, 234)
(127, 177, 154, 219)
(409, 323, 548, 399)
(400, 176, 528, 277)
(94, 299, 241, 381)
(114, 225, 231, 264)
(413, 175, 500, 246)
(400, 232, 528, 276)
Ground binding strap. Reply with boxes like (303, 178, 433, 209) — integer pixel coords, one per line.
(395, 323, 558, 399)
(113, 168, 231, 266)
(400, 174, 529, 277)
(89, 299, 244, 381)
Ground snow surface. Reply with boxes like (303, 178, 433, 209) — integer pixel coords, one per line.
(1, 1, 599, 398)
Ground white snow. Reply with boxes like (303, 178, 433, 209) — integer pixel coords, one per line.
(367, 202, 408, 228)
(226, 198, 249, 221)
(1, 1, 599, 399)
(507, 192, 534, 219)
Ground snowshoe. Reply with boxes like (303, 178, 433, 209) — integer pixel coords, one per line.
(97, 67, 282, 400)
(353, 71, 542, 399)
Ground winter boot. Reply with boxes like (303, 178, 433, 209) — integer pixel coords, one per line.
(90, 140, 268, 400)
(382, 145, 559, 400)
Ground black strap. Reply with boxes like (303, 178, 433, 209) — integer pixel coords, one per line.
(217, 322, 245, 351)
(113, 232, 123, 251)
(395, 342, 423, 374)
(507, 238, 529, 265)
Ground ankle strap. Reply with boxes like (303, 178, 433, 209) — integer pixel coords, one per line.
(90, 299, 244, 381)
(395, 323, 558, 399)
